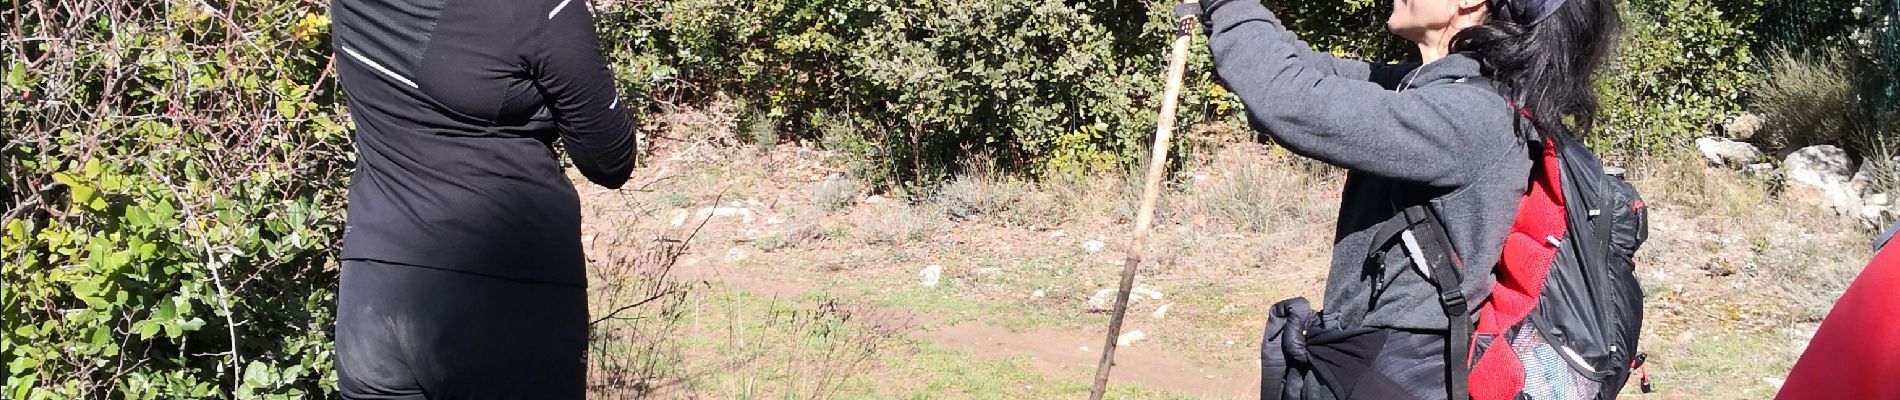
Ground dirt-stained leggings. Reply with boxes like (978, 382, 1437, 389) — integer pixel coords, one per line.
(334, 259, 587, 399)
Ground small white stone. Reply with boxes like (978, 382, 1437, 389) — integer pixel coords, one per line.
(919, 265, 943, 287)
(1083, 239, 1106, 253)
(1031, 289, 1046, 298)
(1132, 286, 1164, 300)
(1151, 303, 1173, 319)
(669, 209, 690, 227)
(1116, 330, 1147, 346)
(1087, 288, 1134, 311)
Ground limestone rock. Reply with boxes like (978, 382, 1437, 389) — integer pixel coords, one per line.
(1723, 113, 1765, 141)
(1696, 137, 1764, 167)
(1784, 145, 1861, 214)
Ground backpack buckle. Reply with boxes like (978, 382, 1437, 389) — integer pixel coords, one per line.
(1439, 287, 1468, 316)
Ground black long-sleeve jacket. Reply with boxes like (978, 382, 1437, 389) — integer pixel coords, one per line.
(332, 0, 634, 286)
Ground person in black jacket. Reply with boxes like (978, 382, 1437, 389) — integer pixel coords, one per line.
(328, 0, 635, 397)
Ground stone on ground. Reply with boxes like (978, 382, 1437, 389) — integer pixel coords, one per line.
(1695, 137, 1764, 167)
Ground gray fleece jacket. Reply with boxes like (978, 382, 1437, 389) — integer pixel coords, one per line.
(1205, 0, 1532, 330)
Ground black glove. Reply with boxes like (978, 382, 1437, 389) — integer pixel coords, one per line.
(1168, 0, 1212, 33)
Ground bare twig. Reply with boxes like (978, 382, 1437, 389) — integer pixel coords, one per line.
(144, 160, 243, 391)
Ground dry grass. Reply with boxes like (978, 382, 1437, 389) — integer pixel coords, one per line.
(855, 202, 945, 245)
(583, 192, 703, 398)
(584, 106, 909, 398)
(927, 154, 1142, 230)
(1178, 145, 1339, 234)
(1642, 149, 1780, 221)
(1855, 140, 1899, 219)
(644, 98, 744, 150)
(1633, 149, 1872, 325)
(811, 175, 863, 213)
(933, 173, 1033, 222)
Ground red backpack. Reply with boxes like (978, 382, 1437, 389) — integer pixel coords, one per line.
(1460, 123, 1651, 400)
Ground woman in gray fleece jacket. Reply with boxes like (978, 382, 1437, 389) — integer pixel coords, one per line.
(1201, 0, 1620, 398)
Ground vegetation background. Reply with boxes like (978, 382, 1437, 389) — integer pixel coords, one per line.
(3, 0, 1895, 398)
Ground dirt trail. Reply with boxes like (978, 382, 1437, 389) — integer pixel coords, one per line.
(670, 257, 1261, 398)
(923, 321, 1259, 399)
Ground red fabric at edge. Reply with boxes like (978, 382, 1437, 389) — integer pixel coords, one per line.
(1775, 243, 1900, 399)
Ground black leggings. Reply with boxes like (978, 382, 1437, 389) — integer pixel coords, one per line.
(335, 260, 587, 399)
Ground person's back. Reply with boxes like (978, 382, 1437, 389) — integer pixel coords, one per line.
(329, 0, 634, 397)
(331, 0, 633, 286)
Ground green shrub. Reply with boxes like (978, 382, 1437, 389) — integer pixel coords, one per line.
(601, 0, 1799, 178)
(4, 0, 344, 397)
(1593, 0, 1765, 162)
(1264, 0, 1412, 61)
(597, 0, 1263, 186)
(1753, 48, 1874, 152)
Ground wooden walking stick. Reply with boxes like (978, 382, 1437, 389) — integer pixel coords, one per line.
(1089, 2, 1200, 399)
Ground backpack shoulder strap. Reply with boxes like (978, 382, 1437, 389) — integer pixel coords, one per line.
(1366, 203, 1471, 400)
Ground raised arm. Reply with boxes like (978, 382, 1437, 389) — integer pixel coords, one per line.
(1200, 0, 1412, 84)
(1203, 0, 1519, 187)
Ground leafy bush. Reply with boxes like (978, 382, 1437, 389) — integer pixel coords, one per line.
(4, 0, 344, 397)
(597, 0, 1268, 186)
(1593, 0, 1765, 162)
(602, 0, 1807, 178)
